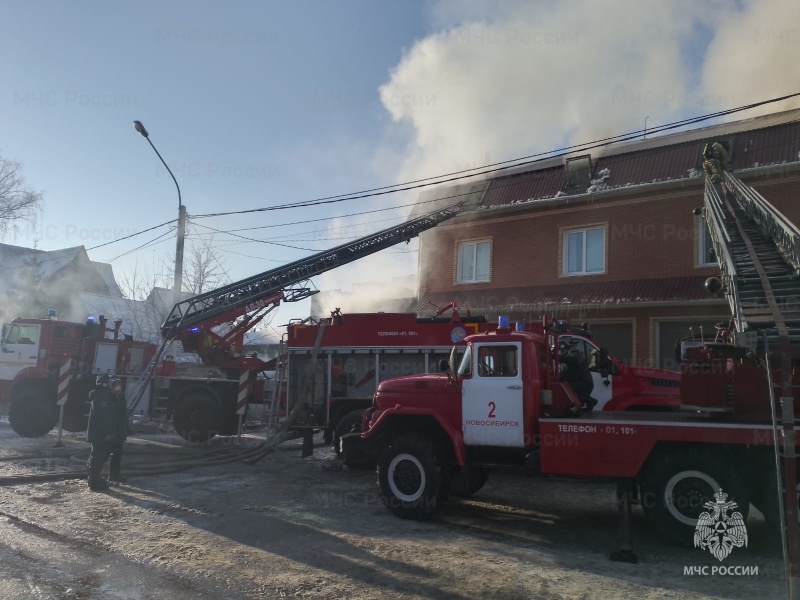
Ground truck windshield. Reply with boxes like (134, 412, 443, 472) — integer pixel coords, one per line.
(4, 324, 38, 345)
(457, 346, 472, 376)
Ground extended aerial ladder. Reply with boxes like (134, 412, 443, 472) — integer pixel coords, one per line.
(161, 198, 476, 333)
(701, 169, 800, 591)
(703, 172, 800, 348)
(128, 196, 482, 437)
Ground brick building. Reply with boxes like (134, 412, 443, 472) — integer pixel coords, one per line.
(410, 109, 800, 370)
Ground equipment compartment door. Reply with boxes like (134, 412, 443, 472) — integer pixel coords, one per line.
(462, 342, 524, 447)
(93, 343, 118, 373)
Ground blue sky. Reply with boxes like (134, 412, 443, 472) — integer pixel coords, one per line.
(1, 0, 798, 338)
(0, 1, 430, 332)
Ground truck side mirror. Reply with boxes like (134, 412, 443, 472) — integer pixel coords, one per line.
(1, 324, 10, 351)
(599, 348, 613, 378)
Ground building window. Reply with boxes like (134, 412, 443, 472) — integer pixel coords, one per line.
(698, 218, 716, 267)
(565, 155, 592, 191)
(563, 226, 605, 275)
(457, 240, 491, 283)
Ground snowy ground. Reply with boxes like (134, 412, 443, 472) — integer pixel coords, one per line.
(0, 419, 790, 599)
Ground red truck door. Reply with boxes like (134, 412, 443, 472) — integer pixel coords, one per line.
(462, 341, 524, 447)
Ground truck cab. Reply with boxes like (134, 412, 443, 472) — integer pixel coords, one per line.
(347, 320, 680, 471)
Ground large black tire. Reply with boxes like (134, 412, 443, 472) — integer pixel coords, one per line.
(8, 386, 58, 438)
(749, 459, 800, 528)
(61, 377, 95, 432)
(640, 450, 749, 546)
(173, 392, 220, 444)
(217, 407, 242, 436)
(449, 467, 489, 498)
(61, 395, 90, 432)
(334, 410, 364, 458)
(377, 433, 448, 520)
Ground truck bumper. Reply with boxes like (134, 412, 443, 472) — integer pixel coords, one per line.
(340, 431, 379, 467)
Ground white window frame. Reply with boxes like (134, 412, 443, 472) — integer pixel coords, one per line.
(562, 226, 606, 276)
(456, 239, 491, 284)
(698, 217, 716, 267)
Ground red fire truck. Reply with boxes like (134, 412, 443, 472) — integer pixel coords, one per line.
(286, 311, 680, 453)
(0, 313, 155, 437)
(345, 317, 792, 538)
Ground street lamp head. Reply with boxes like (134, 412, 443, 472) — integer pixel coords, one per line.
(133, 120, 149, 138)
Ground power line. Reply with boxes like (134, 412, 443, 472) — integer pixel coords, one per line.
(190, 221, 317, 251)
(191, 93, 800, 220)
(186, 215, 408, 248)
(39, 92, 798, 266)
(189, 130, 800, 256)
(190, 207, 409, 234)
(108, 229, 175, 262)
(85, 219, 176, 251)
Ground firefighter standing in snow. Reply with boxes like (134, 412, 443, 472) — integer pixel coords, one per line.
(86, 375, 128, 490)
(702, 141, 730, 183)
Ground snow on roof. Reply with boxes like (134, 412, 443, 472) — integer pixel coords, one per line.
(90, 261, 123, 297)
(0, 244, 85, 288)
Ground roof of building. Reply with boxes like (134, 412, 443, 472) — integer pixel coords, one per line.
(413, 107, 800, 215)
(0, 244, 124, 297)
(0, 244, 83, 287)
(411, 276, 724, 313)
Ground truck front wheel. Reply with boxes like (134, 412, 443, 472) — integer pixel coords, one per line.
(378, 434, 447, 520)
(449, 466, 489, 498)
(641, 451, 749, 546)
(8, 386, 58, 438)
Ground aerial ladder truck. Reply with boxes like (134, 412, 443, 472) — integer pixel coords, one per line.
(132, 197, 481, 444)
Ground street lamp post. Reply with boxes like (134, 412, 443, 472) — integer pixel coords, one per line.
(133, 120, 186, 306)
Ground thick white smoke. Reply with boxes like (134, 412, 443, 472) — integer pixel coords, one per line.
(381, 0, 800, 183)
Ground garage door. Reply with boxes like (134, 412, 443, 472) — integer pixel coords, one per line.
(588, 323, 633, 365)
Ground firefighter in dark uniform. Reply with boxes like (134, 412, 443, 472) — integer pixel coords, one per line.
(702, 142, 730, 183)
(86, 375, 128, 490)
(559, 341, 597, 412)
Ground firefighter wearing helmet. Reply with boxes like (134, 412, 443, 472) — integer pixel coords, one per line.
(702, 141, 730, 184)
(86, 374, 128, 491)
